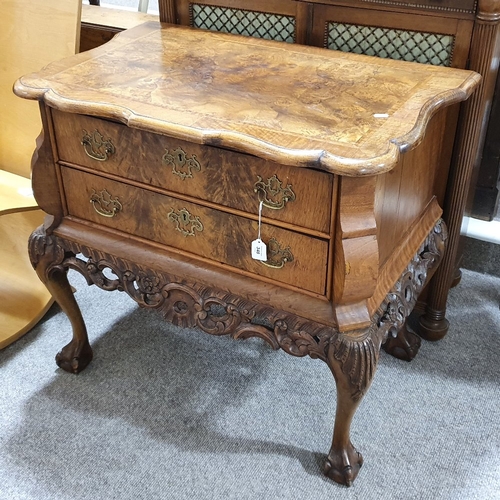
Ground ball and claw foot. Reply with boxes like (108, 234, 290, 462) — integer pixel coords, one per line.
(383, 324, 421, 361)
(323, 443, 363, 487)
(55, 340, 93, 374)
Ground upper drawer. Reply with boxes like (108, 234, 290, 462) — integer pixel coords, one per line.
(60, 167, 329, 295)
(51, 109, 333, 234)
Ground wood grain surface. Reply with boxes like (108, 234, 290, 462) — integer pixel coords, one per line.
(52, 110, 333, 234)
(14, 22, 480, 176)
(60, 167, 329, 294)
(0, 208, 53, 349)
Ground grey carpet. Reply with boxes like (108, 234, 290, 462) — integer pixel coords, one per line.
(462, 236, 500, 278)
(1, 264, 499, 500)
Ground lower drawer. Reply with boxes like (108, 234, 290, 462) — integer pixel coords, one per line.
(60, 167, 329, 295)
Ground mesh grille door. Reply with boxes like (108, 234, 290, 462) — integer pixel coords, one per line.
(326, 22, 454, 66)
(191, 3, 296, 43)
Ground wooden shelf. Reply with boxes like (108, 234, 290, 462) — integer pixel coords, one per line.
(81, 4, 157, 30)
(80, 4, 157, 52)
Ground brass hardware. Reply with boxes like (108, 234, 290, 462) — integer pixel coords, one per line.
(81, 129, 115, 161)
(254, 174, 295, 210)
(260, 238, 294, 269)
(90, 189, 122, 218)
(162, 147, 202, 180)
(167, 207, 204, 237)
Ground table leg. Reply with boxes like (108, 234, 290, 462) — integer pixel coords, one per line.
(383, 322, 421, 361)
(29, 226, 93, 373)
(25, 218, 446, 487)
(323, 328, 383, 486)
(322, 219, 446, 484)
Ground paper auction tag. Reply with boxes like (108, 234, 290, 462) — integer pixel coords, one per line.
(251, 238, 267, 261)
(251, 201, 267, 262)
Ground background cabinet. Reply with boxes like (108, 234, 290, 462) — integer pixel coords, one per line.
(471, 69, 500, 221)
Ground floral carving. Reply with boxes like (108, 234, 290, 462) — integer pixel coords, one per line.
(35, 219, 445, 399)
(28, 227, 67, 280)
(136, 271, 161, 295)
(327, 219, 446, 399)
(380, 219, 445, 341)
(28, 220, 446, 488)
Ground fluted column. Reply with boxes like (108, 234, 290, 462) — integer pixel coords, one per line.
(419, 0, 500, 340)
(158, 0, 177, 23)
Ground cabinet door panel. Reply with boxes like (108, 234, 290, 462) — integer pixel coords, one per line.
(175, 0, 310, 44)
(310, 4, 473, 68)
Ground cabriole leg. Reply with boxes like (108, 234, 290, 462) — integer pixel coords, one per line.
(323, 330, 383, 486)
(29, 226, 92, 373)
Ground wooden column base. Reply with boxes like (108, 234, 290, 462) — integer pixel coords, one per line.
(418, 309, 450, 341)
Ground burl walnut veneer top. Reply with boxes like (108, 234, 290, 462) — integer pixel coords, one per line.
(14, 22, 480, 176)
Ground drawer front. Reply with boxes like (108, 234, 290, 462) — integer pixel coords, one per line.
(52, 110, 333, 234)
(60, 167, 329, 295)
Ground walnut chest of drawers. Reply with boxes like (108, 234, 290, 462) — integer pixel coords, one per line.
(14, 22, 479, 486)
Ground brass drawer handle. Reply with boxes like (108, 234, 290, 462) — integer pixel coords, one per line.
(254, 174, 296, 210)
(260, 238, 294, 269)
(90, 189, 122, 218)
(163, 147, 201, 180)
(168, 207, 204, 237)
(81, 129, 115, 162)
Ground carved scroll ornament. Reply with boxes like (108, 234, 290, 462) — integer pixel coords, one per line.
(29, 219, 446, 401)
(28, 219, 446, 488)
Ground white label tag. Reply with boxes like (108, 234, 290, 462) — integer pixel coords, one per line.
(251, 238, 267, 261)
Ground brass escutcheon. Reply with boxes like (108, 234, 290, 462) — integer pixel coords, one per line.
(260, 238, 294, 269)
(167, 207, 204, 237)
(81, 129, 115, 161)
(90, 189, 122, 218)
(254, 174, 296, 210)
(162, 147, 202, 180)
